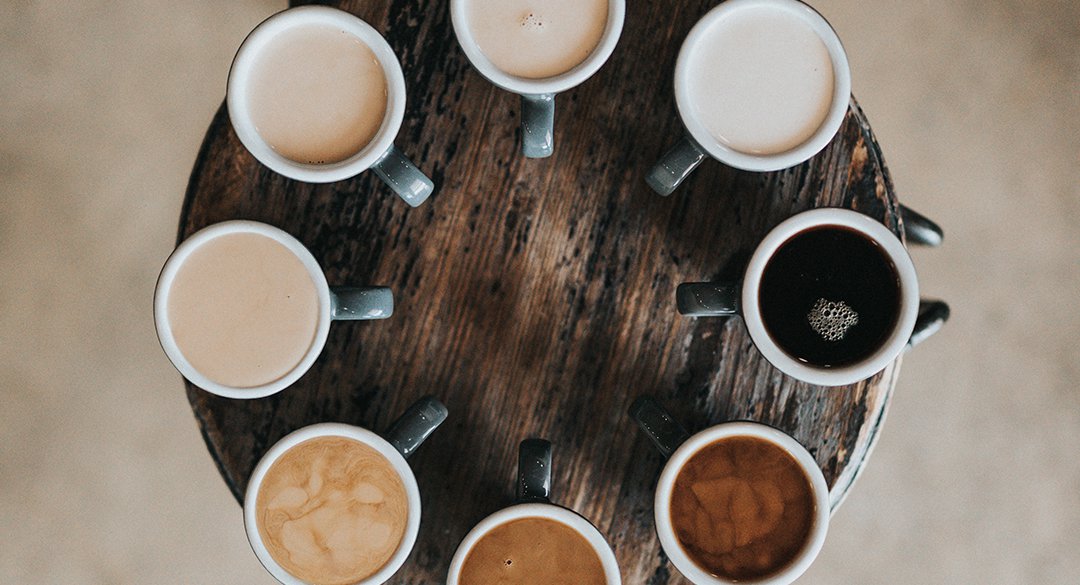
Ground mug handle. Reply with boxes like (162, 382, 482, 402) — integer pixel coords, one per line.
(900, 205, 944, 247)
(330, 286, 394, 320)
(521, 93, 555, 159)
(383, 396, 449, 459)
(371, 145, 435, 207)
(675, 281, 740, 317)
(906, 299, 950, 351)
(517, 438, 552, 503)
(646, 135, 708, 196)
(629, 396, 690, 459)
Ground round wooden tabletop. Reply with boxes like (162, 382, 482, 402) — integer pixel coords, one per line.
(180, 1, 911, 582)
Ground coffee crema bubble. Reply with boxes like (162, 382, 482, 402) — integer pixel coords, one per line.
(807, 298, 859, 341)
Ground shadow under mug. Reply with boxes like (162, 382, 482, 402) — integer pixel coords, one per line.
(446, 439, 622, 584)
(647, 0, 852, 195)
(630, 396, 830, 585)
(154, 220, 393, 399)
(227, 6, 434, 206)
(244, 397, 448, 585)
(450, 0, 625, 158)
(677, 208, 949, 387)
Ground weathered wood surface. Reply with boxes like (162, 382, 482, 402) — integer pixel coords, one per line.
(181, 1, 909, 582)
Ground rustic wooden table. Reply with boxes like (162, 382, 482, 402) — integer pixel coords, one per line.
(180, 1, 930, 582)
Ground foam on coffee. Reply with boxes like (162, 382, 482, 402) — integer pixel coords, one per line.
(167, 232, 319, 389)
(464, 0, 608, 79)
(458, 517, 606, 585)
(256, 436, 409, 585)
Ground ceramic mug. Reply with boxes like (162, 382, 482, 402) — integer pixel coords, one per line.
(450, 0, 625, 158)
(647, 0, 851, 195)
(446, 439, 622, 584)
(227, 6, 434, 206)
(630, 396, 830, 585)
(154, 220, 392, 399)
(244, 396, 448, 585)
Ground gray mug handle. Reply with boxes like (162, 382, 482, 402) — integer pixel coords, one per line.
(646, 135, 708, 196)
(517, 438, 552, 503)
(330, 286, 393, 320)
(905, 300, 950, 351)
(371, 145, 434, 207)
(383, 396, 449, 459)
(629, 396, 690, 459)
(900, 205, 944, 247)
(521, 93, 555, 159)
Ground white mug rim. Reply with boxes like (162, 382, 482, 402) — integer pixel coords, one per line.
(654, 422, 830, 585)
(449, 0, 626, 96)
(226, 5, 407, 183)
(243, 423, 423, 585)
(446, 502, 622, 584)
(153, 220, 332, 399)
(741, 208, 920, 386)
(673, 0, 851, 172)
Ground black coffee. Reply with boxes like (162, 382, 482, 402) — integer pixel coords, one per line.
(758, 226, 901, 368)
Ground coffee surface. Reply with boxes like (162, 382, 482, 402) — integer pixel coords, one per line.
(670, 436, 815, 581)
(256, 436, 409, 585)
(248, 23, 388, 164)
(167, 232, 319, 388)
(464, 0, 608, 79)
(686, 5, 834, 155)
(458, 516, 607, 585)
(759, 226, 901, 368)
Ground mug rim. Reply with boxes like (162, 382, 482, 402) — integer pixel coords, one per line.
(243, 423, 423, 585)
(673, 0, 851, 172)
(654, 422, 830, 585)
(449, 0, 625, 96)
(741, 208, 920, 386)
(226, 5, 407, 183)
(446, 502, 622, 584)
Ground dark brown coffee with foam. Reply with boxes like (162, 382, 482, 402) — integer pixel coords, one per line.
(670, 436, 815, 581)
(458, 517, 606, 585)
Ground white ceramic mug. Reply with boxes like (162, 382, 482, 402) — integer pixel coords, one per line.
(154, 220, 392, 399)
(227, 6, 434, 206)
(677, 208, 921, 387)
(450, 0, 625, 158)
(446, 439, 622, 584)
(647, 0, 851, 194)
(630, 397, 830, 585)
(244, 397, 448, 585)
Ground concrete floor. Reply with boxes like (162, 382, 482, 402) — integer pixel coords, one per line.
(1, 1, 1077, 583)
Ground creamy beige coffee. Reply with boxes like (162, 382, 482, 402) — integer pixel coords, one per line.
(248, 23, 388, 164)
(256, 436, 409, 585)
(685, 5, 835, 155)
(167, 232, 319, 389)
(464, 0, 609, 79)
(458, 517, 606, 585)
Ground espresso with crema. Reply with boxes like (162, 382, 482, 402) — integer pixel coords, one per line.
(458, 517, 606, 585)
(685, 5, 835, 154)
(247, 23, 388, 164)
(256, 436, 409, 585)
(464, 0, 609, 79)
(166, 232, 319, 389)
(670, 436, 815, 581)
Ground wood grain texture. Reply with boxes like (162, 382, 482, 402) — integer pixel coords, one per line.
(180, 1, 909, 582)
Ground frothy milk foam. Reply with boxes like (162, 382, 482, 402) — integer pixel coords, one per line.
(464, 0, 609, 79)
(686, 5, 835, 155)
(247, 23, 388, 164)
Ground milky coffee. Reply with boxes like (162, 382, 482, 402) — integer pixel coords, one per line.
(457, 517, 606, 585)
(255, 436, 409, 585)
(685, 5, 835, 155)
(670, 436, 816, 581)
(247, 23, 388, 164)
(464, 0, 609, 79)
(166, 232, 319, 389)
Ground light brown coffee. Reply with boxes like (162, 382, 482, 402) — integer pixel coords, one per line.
(256, 436, 409, 585)
(167, 232, 319, 389)
(464, 0, 609, 79)
(458, 517, 606, 585)
(670, 436, 815, 581)
(248, 23, 388, 164)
